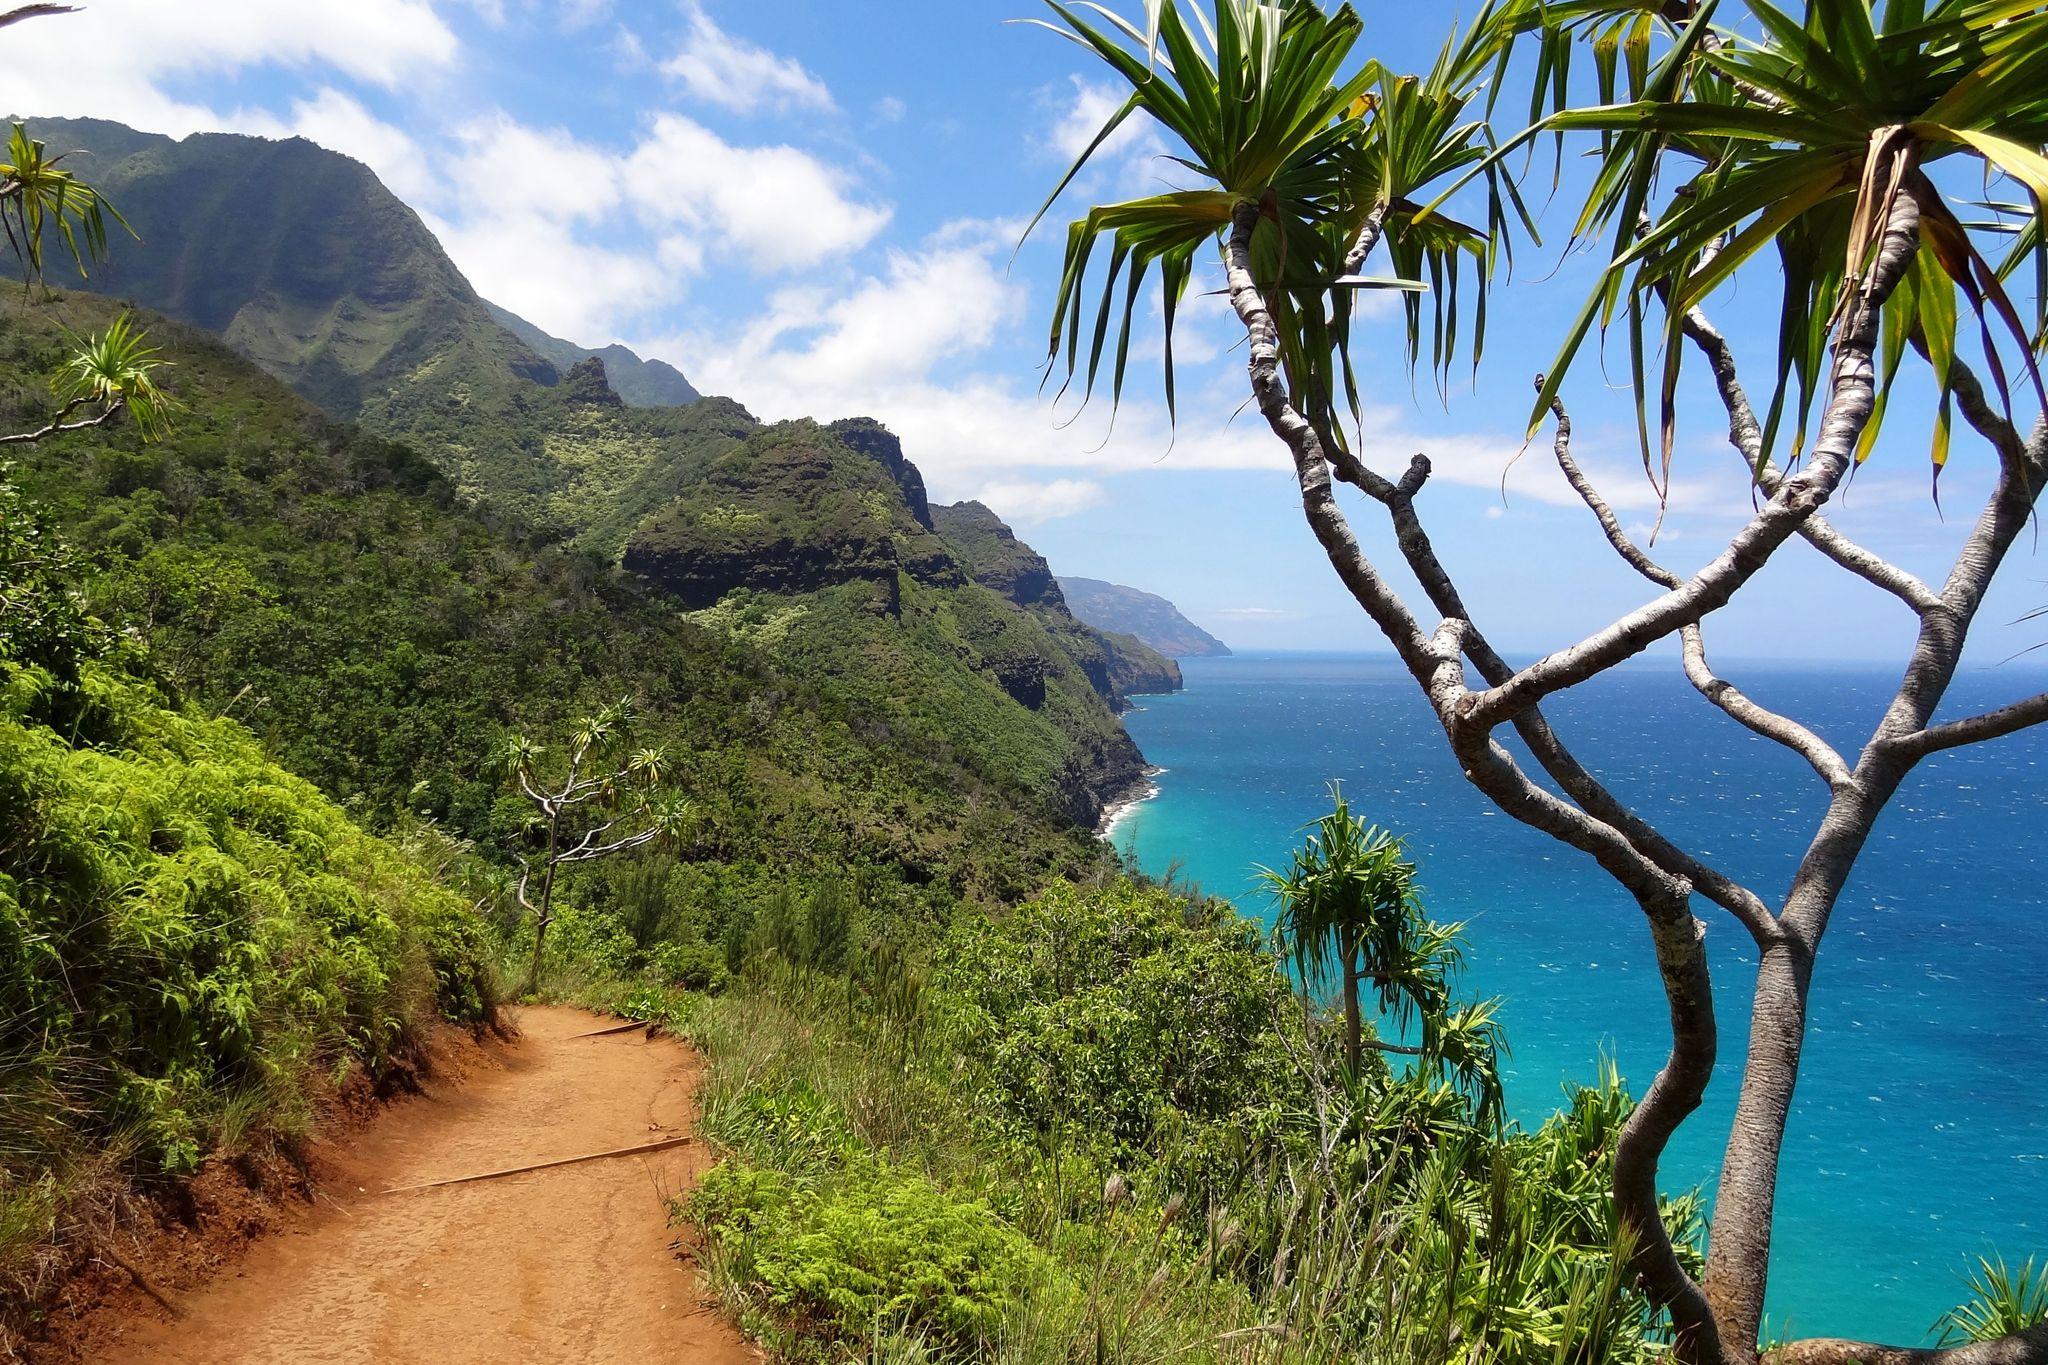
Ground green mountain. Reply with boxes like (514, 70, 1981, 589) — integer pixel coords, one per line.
(484, 301, 702, 408)
(26, 117, 558, 422)
(1057, 576, 1232, 658)
(19, 116, 1161, 828)
(933, 502, 1182, 699)
(621, 419, 1163, 824)
(0, 292, 1108, 897)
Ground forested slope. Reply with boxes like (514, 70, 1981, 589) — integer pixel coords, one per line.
(0, 293, 1107, 899)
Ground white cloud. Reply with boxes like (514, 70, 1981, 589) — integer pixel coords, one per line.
(974, 478, 1105, 523)
(660, 1, 835, 116)
(442, 112, 626, 223)
(4, 0, 458, 137)
(872, 96, 908, 125)
(282, 89, 437, 203)
(1044, 76, 1153, 165)
(1038, 76, 1170, 200)
(409, 114, 682, 341)
(622, 114, 890, 273)
(431, 212, 673, 343)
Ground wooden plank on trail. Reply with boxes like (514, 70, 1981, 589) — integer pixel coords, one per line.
(379, 1135, 693, 1195)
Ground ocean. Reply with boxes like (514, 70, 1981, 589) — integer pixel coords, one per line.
(1110, 652, 2048, 1344)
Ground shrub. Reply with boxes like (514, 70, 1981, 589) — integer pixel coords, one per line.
(934, 879, 1301, 1194)
(690, 1156, 1054, 1354)
(0, 656, 496, 1310)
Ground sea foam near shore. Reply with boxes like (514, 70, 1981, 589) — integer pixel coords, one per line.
(1098, 768, 1164, 841)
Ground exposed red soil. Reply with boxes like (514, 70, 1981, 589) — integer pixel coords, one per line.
(32, 1006, 754, 1365)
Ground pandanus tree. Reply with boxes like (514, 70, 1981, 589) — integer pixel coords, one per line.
(1031, 1, 2048, 1361)
(501, 700, 692, 995)
(1263, 787, 1505, 1122)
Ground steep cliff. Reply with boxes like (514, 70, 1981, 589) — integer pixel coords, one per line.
(933, 502, 1182, 702)
(622, 423, 1148, 825)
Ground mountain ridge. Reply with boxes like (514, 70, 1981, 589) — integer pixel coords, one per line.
(19, 114, 1165, 828)
(24, 116, 558, 421)
(1059, 576, 1232, 658)
(484, 300, 702, 408)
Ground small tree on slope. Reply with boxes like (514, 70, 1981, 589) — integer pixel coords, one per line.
(1263, 786, 1505, 1123)
(501, 700, 691, 996)
(1032, 2, 2048, 1363)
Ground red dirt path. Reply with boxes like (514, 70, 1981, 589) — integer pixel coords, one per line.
(80, 1005, 755, 1365)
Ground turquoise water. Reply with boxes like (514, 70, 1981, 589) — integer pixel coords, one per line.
(1112, 652, 2048, 1344)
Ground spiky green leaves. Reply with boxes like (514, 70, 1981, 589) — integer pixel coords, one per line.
(1493, 0, 2048, 494)
(1029, 0, 1514, 451)
(0, 122, 130, 283)
(58, 313, 177, 441)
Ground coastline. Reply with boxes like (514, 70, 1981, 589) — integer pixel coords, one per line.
(1097, 766, 1164, 841)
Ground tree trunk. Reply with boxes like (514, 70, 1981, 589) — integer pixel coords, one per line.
(1341, 927, 1362, 1077)
(517, 816, 563, 998)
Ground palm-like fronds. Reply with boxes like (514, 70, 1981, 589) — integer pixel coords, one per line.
(1938, 1255, 2048, 1344)
(0, 122, 128, 283)
(1465, 0, 2048, 494)
(58, 313, 175, 439)
(1026, 0, 1513, 449)
(1264, 786, 1505, 1115)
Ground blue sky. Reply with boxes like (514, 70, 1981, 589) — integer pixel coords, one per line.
(14, 0, 2048, 675)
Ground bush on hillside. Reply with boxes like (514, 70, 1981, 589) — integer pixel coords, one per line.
(690, 1156, 1054, 1354)
(0, 655, 496, 1306)
(934, 879, 1303, 1194)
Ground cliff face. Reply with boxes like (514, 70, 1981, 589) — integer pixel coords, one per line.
(1059, 576, 1232, 658)
(623, 422, 943, 613)
(623, 423, 1148, 827)
(934, 503, 1183, 704)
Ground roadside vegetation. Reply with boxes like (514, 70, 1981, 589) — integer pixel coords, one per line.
(0, 342, 497, 1338)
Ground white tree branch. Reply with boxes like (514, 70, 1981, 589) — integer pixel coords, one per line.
(1544, 389, 1853, 792)
(1464, 193, 1924, 731)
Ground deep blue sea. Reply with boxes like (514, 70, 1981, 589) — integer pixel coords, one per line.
(1111, 652, 2048, 1344)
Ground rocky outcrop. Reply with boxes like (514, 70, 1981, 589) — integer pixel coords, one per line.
(562, 356, 624, 407)
(485, 300, 702, 407)
(622, 423, 917, 610)
(930, 502, 1062, 608)
(622, 420, 1157, 830)
(1099, 631, 1184, 697)
(830, 418, 934, 531)
(934, 501, 1183, 707)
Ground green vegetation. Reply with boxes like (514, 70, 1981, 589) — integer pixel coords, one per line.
(1940, 1258, 2048, 1348)
(0, 292, 1110, 901)
(500, 701, 692, 994)
(0, 542, 494, 1326)
(483, 300, 702, 408)
(658, 875, 1694, 1365)
(22, 119, 1173, 836)
(627, 418, 1154, 826)
(1031, 1, 2048, 1359)
(1266, 789, 1503, 1113)
(31, 116, 557, 422)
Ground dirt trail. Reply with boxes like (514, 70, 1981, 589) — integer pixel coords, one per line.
(87, 1006, 754, 1365)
